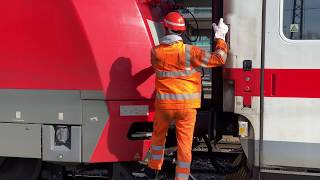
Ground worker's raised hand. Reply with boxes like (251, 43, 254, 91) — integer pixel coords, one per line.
(212, 18, 229, 41)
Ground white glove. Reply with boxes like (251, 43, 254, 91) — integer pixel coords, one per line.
(212, 18, 229, 41)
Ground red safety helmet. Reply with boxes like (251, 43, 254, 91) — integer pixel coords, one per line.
(163, 12, 186, 32)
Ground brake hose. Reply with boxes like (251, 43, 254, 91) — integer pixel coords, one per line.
(180, 7, 200, 43)
(202, 135, 245, 175)
(171, 0, 200, 42)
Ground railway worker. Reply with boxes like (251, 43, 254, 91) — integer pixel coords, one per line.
(140, 12, 228, 179)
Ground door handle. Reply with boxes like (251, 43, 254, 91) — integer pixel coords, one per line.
(271, 73, 276, 96)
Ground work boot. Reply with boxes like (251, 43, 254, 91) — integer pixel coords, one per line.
(131, 166, 165, 179)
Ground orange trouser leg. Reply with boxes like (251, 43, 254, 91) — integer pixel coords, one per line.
(148, 109, 171, 170)
(175, 109, 197, 180)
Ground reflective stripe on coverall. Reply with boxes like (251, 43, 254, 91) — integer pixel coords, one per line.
(149, 35, 228, 180)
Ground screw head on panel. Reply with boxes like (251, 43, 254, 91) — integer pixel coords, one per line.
(58, 154, 64, 160)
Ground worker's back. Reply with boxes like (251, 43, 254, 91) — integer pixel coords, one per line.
(152, 34, 227, 109)
(152, 38, 202, 109)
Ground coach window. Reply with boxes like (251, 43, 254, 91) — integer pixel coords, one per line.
(283, 0, 320, 40)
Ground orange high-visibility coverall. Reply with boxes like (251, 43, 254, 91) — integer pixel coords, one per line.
(149, 36, 228, 180)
